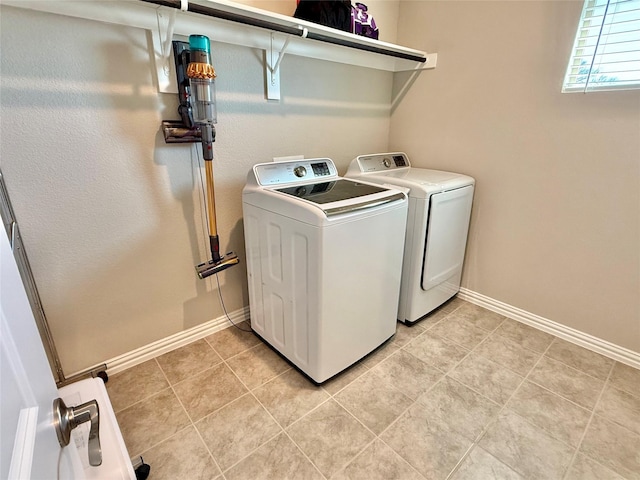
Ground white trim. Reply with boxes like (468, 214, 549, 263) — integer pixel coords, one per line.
(80, 292, 640, 377)
(84, 306, 251, 377)
(8, 407, 38, 480)
(458, 288, 640, 370)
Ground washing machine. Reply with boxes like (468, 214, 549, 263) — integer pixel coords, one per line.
(242, 158, 408, 383)
(346, 152, 474, 325)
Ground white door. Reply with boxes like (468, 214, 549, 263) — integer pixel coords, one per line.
(1, 226, 82, 479)
(421, 185, 474, 291)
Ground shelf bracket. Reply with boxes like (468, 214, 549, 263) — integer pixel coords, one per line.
(153, 8, 177, 93)
(153, 2, 189, 94)
(265, 28, 305, 101)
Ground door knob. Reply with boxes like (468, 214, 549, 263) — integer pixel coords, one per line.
(53, 397, 102, 466)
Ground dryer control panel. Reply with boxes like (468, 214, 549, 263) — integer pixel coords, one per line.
(254, 158, 338, 186)
(354, 153, 411, 173)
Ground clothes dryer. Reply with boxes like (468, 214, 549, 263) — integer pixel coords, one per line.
(243, 158, 408, 383)
(346, 152, 474, 324)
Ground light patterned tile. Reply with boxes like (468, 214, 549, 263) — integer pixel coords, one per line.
(415, 303, 451, 328)
(404, 330, 469, 372)
(335, 369, 411, 434)
(225, 433, 323, 480)
(506, 381, 591, 447)
(370, 349, 443, 400)
(429, 316, 491, 350)
(156, 339, 222, 384)
(449, 353, 523, 405)
(442, 296, 466, 313)
(479, 410, 574, 479)
(333, 439, 423, 480)
(447, 303, 505, 332)
(322, 362, 369, 395)
(474, 334, 542, 377)
(387, 321, 425, 348)
(380, 401, 472, 479)
(609, 362, 640, 397)
(450, 446, 524, 480)
(196, 393, 281, 471)
(286, 399, 374, 478)
(565, 454, 626, 480)
(417, 376, 501, 442)
(528, 356, 604, 409)
(580, 415, 640, 479)
(205, 322, 260, 359)
(254, 368, 330, 427)
(545, 339, 614, 380)
(226, 342, 291, 390)
(139, 426, 220, 480)
(494, 319, 555, 352)
(105, 359, 169, 412)
(116, 388, 191, 458)
(173, 363, 247, 421)
(360, 339, 400, 369)
(595, 384, 640, 435)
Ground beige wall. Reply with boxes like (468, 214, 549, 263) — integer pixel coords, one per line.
(0, 5, 394, 374)
(2, 0, 638, 376)
(391, 1, 640, 352)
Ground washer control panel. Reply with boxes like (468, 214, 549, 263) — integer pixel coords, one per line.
(254, 158, 338, 186)
(356, 153, 411, 172)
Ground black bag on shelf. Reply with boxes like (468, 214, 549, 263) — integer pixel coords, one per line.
(293, 0, 353, 33)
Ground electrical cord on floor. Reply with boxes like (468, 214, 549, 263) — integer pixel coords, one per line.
(194, 145, 252, 333)
(215, 272, 252, 332)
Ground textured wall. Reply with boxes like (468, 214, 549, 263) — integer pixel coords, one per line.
(0, 5, 394, 374)
(390, 0, 640, 352)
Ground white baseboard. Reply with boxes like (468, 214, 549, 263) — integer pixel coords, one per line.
(458, 288, 640, 370)
(91, 290, 639, 378)
(101, 306, 251, 376)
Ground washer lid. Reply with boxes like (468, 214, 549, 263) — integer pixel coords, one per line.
(276, 179, 387, 204)
(276, 179, 405, 217)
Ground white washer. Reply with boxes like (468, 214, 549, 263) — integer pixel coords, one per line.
(242, 158, 408, 383)
(346, 152, 475, 325)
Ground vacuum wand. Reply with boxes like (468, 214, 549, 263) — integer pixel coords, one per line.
(201, 123, 234, 268)
(195, 123, 238, 279)
(186, 35, 239, 279)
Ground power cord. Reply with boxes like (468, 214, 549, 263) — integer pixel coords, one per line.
(194, 145, 252, 333)
(215, 272, 251, 332)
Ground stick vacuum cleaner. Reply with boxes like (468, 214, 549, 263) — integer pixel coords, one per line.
(162, 35, 239, 279)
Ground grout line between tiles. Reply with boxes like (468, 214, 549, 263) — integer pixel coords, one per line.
(119, 357, 223, 471)
(330, 391, 426, 478)
(119, 300, 640, 479)
(156, 356, 229, 474)
(443, 333, 558, 479)
(221, 364, 328, 479)
(561, 360, 616, 480)
(134, 423, 197, 460)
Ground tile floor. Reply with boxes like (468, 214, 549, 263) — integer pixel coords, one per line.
(106, 298, 640, 479)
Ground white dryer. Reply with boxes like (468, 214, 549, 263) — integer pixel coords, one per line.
(242, 158, 408, 383)
(346, 152, 474, 325)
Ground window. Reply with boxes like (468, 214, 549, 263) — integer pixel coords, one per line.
(562, 0, 640, 92)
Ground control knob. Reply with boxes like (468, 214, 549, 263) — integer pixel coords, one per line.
(294, 166, 307, 177)
(382, 158, 391, 168)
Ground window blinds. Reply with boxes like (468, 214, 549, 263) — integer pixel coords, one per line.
(563, 0, 640, 92)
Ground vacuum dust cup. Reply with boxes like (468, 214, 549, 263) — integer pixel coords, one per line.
(187, 35, 217, 125)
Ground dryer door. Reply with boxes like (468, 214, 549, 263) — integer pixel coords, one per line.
(421, 185, 474, 292)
